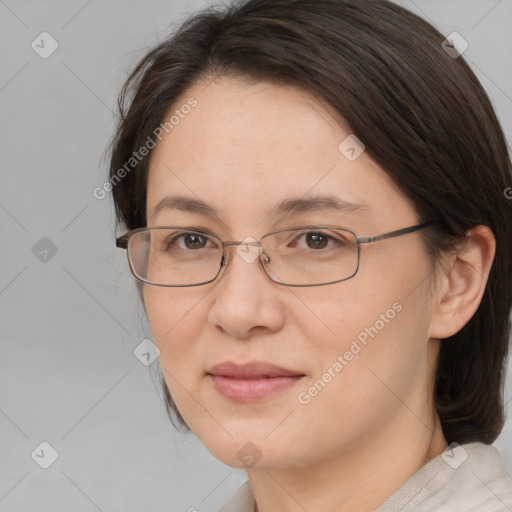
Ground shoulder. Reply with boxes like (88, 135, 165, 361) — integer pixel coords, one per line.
(447, 442, 512, 511)
(378, 442, 512, 511)
(217, 480, 255, 512)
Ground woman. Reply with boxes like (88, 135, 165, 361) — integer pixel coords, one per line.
(107, 0, 512, 510)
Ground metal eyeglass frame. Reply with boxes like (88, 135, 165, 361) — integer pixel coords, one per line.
(115, 220, 442, 287)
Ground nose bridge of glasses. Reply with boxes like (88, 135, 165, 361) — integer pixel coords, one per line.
(221, 240, 261, 248)
(220, 239, 270, 268)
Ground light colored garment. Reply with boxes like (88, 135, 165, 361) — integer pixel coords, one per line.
(218, 442, 512, 511)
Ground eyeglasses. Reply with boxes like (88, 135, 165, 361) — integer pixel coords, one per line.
(116, 221, 440, 287)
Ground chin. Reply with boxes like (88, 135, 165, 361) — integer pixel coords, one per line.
(191, 422, 300, 470)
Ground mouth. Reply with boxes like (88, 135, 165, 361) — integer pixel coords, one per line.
(207, 361, 306, 402)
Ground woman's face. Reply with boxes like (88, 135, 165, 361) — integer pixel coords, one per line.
(143, 76, 440, 469)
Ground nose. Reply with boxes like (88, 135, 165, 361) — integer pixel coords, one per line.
(207, 240, 285, 339)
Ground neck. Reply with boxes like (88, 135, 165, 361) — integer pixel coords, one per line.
(248, 410, 448, 512)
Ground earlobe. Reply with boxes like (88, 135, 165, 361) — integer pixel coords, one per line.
(429, 225, 496, 340)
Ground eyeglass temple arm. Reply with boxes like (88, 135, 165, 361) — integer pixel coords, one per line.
(357, 220, 441, 244)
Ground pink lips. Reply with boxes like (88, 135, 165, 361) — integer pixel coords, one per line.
(207, 361, 305, 402)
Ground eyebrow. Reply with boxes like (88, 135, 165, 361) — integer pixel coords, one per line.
(267, 195, 367, 217)
(149, 194, 368, 222)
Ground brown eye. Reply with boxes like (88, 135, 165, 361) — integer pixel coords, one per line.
(305, 232, 329, 249)
(182, 233, 208, 249)
(165, 232, 211, 250)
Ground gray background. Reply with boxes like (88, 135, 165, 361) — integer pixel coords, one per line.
(1, 1, 511, 510)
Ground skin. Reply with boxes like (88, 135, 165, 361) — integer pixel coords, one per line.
(142, 76, 495, 512)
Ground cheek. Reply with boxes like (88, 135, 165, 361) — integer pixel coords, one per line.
(143, 287, 213, 430)
(291, 297, 429, 457)
(143, 286, 201, 339)
(293, 248, 433, 410)
(142, 287, 205, 377)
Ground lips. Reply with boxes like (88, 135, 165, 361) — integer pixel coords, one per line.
(208, 361, 305, 379)
(207, 361, 306, 402)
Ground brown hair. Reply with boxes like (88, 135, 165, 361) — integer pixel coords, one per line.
(106, 0, 512, 443)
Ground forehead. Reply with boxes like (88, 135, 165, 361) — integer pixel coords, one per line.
(152, 77, 345, 162)
(145, 77, 414, 230)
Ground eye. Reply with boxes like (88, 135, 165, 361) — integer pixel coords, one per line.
(304, 232, 329, 249)
(288, 230, 342, 250)
(166, 232, 214, 250)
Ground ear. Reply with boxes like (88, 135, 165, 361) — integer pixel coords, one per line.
(429, 225, 496, 340)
